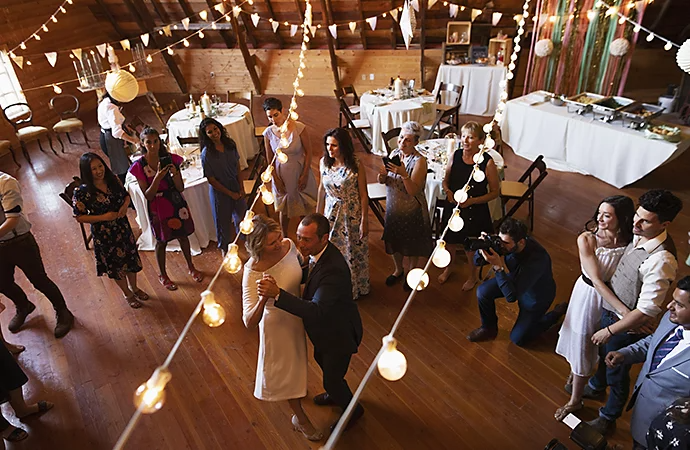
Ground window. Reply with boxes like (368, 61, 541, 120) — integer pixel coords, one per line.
(0, 49, 29, 119)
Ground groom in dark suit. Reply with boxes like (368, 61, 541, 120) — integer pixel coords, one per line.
(257, 213, 364, 431)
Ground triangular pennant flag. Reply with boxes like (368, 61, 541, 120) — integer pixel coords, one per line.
(163, 25, 172, 37)
(251, 13, 260, 27)
(96, 43, 107, 58)
(449, 4, 458, 17)
(309, 25, 317, 36)
(272, 20, 279, 33)
(45, 52, 58, 67)
(11, 55, 23, 69)
(400, 1, 413, 49)
(120, 39, 131, 51)
(214, 3, 225, 14)
(233, 6, 241, 17)
(390, 9, 399, 21)
(141, 33, 149, 47)
(366, 17, 377, 30)
(328, 24, 337, 39)
(492, 12, 502, 26)
(199, 10, 208, 21)
(71, 48, 82, 60)
(290, 24, 298, 36)
(471, 8, 482, 22)
(182, 18, 190, 30)
(349, 22, 356, 33)
(428, 0, 437, 8)
(411, 0, 419, 11)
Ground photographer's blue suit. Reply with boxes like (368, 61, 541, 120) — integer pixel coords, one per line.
(475, 237, 559, 346)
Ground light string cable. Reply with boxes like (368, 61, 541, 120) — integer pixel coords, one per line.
(320, 1, 530, 448)
(7, 0, 74, 57)
(111, 4, 313, 450)
(595, 0, 680, 50)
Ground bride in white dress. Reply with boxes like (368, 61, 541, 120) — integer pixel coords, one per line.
(241, 215, 322, 441)
(554, 195, 635, 421)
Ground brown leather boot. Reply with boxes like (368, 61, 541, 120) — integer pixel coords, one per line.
(467, 326, 498, 342)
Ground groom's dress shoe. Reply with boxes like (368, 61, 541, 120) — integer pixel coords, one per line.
(313, 392, 336, 406)
(330, 404, 364, 433)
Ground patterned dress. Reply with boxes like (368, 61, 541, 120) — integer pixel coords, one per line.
(72, 183, 142, 280)
(129, 153, 195, 242)
(320, 158, 370, 299)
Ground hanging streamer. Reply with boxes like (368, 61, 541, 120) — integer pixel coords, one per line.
(366, 17, 377, 30)
(400, 1, 414, 50)
(11, 55, 24, 69)
(120, 39, 131, 51)
(411, 0, 420, 11)
(163, 25, 172, 37)
(390, 8, 399, 22)
(45, 52, 58, 67)
(199, 10, 208, 21)
(309, 25, 317, 37)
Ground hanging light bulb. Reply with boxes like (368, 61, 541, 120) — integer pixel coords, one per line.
(473, 152, 484, 164)
(473, 169, 486, 182)
(42, 24, 49, 32)
(279, 136, 289, 148)
(198, 30, 205, 39)
(454, 189, 468, 204)
(377, 336, 407, 381)
(66, 0, 73, 4)
(483, 123, 493, 133)
(448, 210, 464, 232)
(26, 60, 32, 66)
(646, 32, 655, 42)
(260, 184, 275, 205)
(240, 210, 256, 235)
(260, 167, 273, 183)
(129, 63, 136, 72)
(633, 24, 641, 33)
(60, 6, 66, 13)
(664, 41, 672, 51)
(406, 268, 430, 291)
(618, 16, 626, 25)
(276, 150, 289, 164)
(133, 367, 172, 414)
(146, 54, 153, 63)
(290, 111, 299, 120)
(432, 240, 452, 268)
(296, 88, 304, 97)
(167, 47, 174, 55)
(506, 72, 515, 80)
(224, 243, 243, 273)
(20, 42, 26, 50)
(211, 22, 217, 30)
(53, 84, 62, 94)
(34, 34, 41, 41)
(202, 293, 226, 328)
(51, 15, 57, 23)
(183, 39, 190, 47)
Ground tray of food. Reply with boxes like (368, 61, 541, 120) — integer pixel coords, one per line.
(564, 92, 606, 114)
(645, 124, 682, 143)
(620, 103, 664, 123)
(591, 96, 635, 122)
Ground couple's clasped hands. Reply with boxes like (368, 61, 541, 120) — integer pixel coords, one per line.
(256, 273, 280, 299)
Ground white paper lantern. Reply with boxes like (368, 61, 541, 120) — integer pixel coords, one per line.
(609, 38, 630, 57)
(535, 39, 554, 58)
(677, 38, 690, 75)
(105, 70, 139, 103)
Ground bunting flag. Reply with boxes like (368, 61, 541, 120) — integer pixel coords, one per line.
(366, 16, 377, 30)
(141, 33, 150, 47)
(349, 21, 356, 33)
(400, 1, 413, 50)
(182, 17, 190, 30)
(471, 8, 482, 22)
(449, 4, 458, 17)
(199, 10, 208, 21)
(251, 13, 260, 27)
(411, 0, 419, 11)
(71, 48, 82, 60)
(96, 43, 107, 58)
(290, 24, 298, 36)
(163, 25, 172, 37)
(309, 24, 317, 37)
(214, 3, 225, 14)
(492, 12, 502, 26)
(45, 52, 58, 67)
(11, 55, 23, 69)
(120, 39, 131, 51)
(233, 6, 241, 17)
(271, 21, 279, 33)
(328, 24, 337, 39)
(428, 0, 437, 8)
(390, 8, 399, 21)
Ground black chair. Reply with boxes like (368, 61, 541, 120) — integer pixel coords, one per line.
(380, 127, 402, 155)
(243, 152, 270, 214)
(2, 103, 58, 163)
(59, 176, 92, 250)
(366, 182, 386, 227)
(335, 86, 361, 128)
(435, 83, 464, 130)
(177, 136, 199, 147)
(424, 105, 459, 140)
(339, 98, 372, 153)
(497, 155, 548, 231)
(50, 94, 90, 149)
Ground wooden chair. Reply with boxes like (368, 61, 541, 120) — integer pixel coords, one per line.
(2, 103, 58, 163)
(177, 136, 199, 147)
(334, 86, 361, 128)
(381, 127, 401, 155)
(498, 155, 548, 231)
(242, 152, 270, 214)
(339, 98, 372, 153)
(50, 95, 90, 149)
(423, 106, 459, 139)
(366, 182, 387, 227)
(0, 140, 20, 167)
(59, 176, 92, 250)
(435, 83, 464, 130)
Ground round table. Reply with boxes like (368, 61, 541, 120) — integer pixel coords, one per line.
(166, 102, 259, 170)
(360, 89, 437, 155)
(432, 64, 506, 117)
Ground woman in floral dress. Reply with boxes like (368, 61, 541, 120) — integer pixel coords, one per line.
(73, 152, 147, 308)
(129, 127, 202, 290)
(317, 128, 370, 299)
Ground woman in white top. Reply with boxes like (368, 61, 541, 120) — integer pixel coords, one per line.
(97, 93, 138, 184)
(241, 215, 322, 442)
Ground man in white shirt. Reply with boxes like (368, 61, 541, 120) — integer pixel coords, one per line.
(604, 276, 690, 449)
(97, 93, 139, 184)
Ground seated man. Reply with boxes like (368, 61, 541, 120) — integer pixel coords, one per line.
(467, 217, 566, 346)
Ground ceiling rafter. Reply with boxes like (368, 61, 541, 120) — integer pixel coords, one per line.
(94, 0, 127, 39)
(204, 0, 236, 48)
(229, 0, 262, 93)
(319, 0, 340, 90)
(357, 0, 368, 50)
(263, 0, 284, 48)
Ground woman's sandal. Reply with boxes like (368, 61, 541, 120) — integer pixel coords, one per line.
(18, 400, 54, 421)
(291, 415, 323, 442)
(125, 295, 142, 309)
(133, 289, 150, 301)
(188, 267, 203, 283)
(2, 425, 28, 442)
(554, 400, 584, 422)
(159, 275, 178, 291)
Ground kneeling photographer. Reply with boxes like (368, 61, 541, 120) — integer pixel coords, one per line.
(466, 218, 567, 346)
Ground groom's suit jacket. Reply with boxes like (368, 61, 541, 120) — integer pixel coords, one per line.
(275, 242, 363, 355)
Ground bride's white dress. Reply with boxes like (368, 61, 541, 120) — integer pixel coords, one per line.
(242, 239, 307, 401)
(556, 245, 626, 376)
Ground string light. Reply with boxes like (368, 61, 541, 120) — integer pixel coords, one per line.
(42, 24, 49, 32)
(239, 210, 255, 235)
(224, 244, 242, 274)
(377, 336, 407, 381)
(201, 291, 226, 327)
(198, 30, 205, 39)
(167, 47, 174, 55)
(664, 41, 672, 51)
(52, 84, 62, 94)
(646, 32, 654, 42)
(146, 54, 153, 63)
(260, 184, 275, 205)
(128, 63, 136, 72)
(60, 6, 66, 13)
(34, 34, 41, 41)
(133, 368, 171, 414)
(448, 209, 465, 231)
(431, 240, 451, 268)
(183, 38, 190, 47)
(406, 268, 429, 291)
(51, 15, 57, 22)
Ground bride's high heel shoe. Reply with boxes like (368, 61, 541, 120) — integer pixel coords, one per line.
(291, 415, 323, 441)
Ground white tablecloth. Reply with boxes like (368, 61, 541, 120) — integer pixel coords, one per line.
(360, 90, 437, 155)
(500, 95, 690, 188)
(166, 102, 259, 170)
(433, 64, 507, 117)
(125, 166, 217, 255)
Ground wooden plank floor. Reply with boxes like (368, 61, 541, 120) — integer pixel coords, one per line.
(1, 95, 688, 450)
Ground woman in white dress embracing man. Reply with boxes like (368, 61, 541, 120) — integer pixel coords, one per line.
(554, 195, 635, 421)
(241, 215, 323, 441)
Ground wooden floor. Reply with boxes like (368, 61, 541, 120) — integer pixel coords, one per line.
(1, 95, 688, 450)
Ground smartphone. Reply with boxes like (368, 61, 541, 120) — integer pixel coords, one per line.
(382, 154, 401, 167)
(159, 154, 173, 170)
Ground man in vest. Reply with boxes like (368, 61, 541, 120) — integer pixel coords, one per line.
(583, 189, 682, 435)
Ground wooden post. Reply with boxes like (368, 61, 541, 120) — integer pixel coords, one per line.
(390, 0, 397, 49)
(320, 0, 341, 91)
(94, 0, 127, 39)
(420, 0, 427, 86)
(230, 0, 263, 94)
(357, 0, 368, 50)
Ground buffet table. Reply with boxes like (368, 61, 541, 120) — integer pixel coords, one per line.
(125, 165, 217, 255)
(432, 64, 506, 117)
(360, 89, 437, 155)
(500, 95, 690, 188)
(166, 102, 259, 170)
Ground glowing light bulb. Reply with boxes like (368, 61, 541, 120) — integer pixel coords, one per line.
(605, 6, 618, 17)
(129, 63, 136, 72)
(159, 30, 164, 34)
(51, 15, 57, 23)
(211, 22, 217, 30)
(472, 152, 484, 164)
(53, 84, 62, 94)
(296, 88, 304, 97)
(20, 42, 26, 49)
(183, 39, 190, 47)
(248, 0, 254, 5)
(42, 24, 48, 32)
(432, 240, 452, 268)
(485, 137, 495, 149)
(277, 150, 288, 164)
(377, 336, 407, 381)
(26, 60, 31, 66)
(34, 34, 41, 41)
(646, 33, 654, 42)
(133, 368, 172, 414)
(66, 0, 73, 4)
(199, 30, 205, 39)
(239, 210, 256, 235)
(261, 167, 273, 183)
(454, 189, 468, 204)
(618, 17, 625, 25)
(406, 268, 430, 291)
(664, 41, 672, 51)
(202, 303, 226, 327)
(260, 184, 275, 205)
(473, 169, 486, 182)
(290, 111, 299, 120)
(146, 54, 153, 63)
(224, 243, 242, 273)
(60, 6, 66, 13)
(167, 47, 174, 55)
(508, 62, 516, 71)
(514, 45, 521, 52)
(448, 210, 464, 232)
(506, 72, 515, 80)
(633, 24, 641, 32)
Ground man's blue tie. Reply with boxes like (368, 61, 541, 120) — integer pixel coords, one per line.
(650, 328, 684, 372)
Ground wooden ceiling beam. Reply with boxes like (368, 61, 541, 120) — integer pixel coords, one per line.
(94, 0, 127, 39)
(264, 0, 284, 48)
(174, 0, 208, 48)
(357, 0, 368, 50)
(319, 0, 341, 91)
(148, 0, 172, 24)
(235, 3, 259, 48)
(204, 0, 236, 49)
(229, 1, 263, 94)
(324, 0, 338, 50)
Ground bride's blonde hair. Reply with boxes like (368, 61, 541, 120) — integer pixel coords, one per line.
(245, 215, 281, 260)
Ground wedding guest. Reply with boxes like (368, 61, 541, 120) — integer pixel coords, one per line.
(73, 153, 147, 308)
(199, 118, 246, 256)
(0, 343, 53, 425)
(554, 196, 635, 421)
(241, 215, 321, 441)
(377, 121, 433, 291)
(262, 97, 318, 236)
(438, 121, 499, 289)
(97, 92, 138, 185)
(0, 171, 74, 338)
(0, 410, 26, 444)
(317, 128, 370, 299)
(645, 397, 690, 450)
(129, 127, 202, 290)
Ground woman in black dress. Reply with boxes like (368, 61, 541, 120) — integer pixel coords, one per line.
(646, 397, 690, 450)
(73, 153, 147, 308)
(438, 121, 499, 290)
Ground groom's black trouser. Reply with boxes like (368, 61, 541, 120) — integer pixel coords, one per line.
(314, 349, 354, 410)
